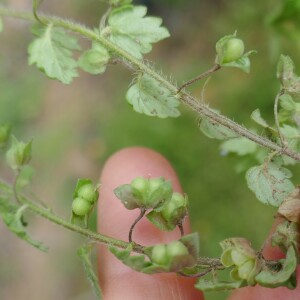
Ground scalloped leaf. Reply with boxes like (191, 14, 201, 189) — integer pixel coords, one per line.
(246, 163, 294, 207)
(77, 245, 103, 299)
(107, 5, 170, 59)
(0, 199, 48, 252)
(109, 244, 154, 272)
(255, 245, 297, 289)
(78, 43, 110, 75)
(126, 74, 180, 118)
(28, 24, 80, 84)
(220, 137, 257, 156)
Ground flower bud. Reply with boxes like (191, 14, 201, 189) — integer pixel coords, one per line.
(6, 136, 32, 170)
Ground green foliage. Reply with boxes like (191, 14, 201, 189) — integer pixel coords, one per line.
(77, 244, 103, 299)
(246, 162, 294, 207)
(277, 55, 300, 95)
(78, 42, 110, 75)
(109, 233, 198, 274)
(28, 24, 80, 84)
(6, 136, 32, 171)
(195, 278, 246, 292)
(255, 245, 297, 289)
(220, 137, 257, 156)
(199, 117, 238, 140)
(0, 199, 48, 252)
(0, 123, 11, 148)
(106, 5, 170, 59)
(126, 74, 180, 118)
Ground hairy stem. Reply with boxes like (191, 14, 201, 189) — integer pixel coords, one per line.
(0, 6, 299, 160)
(177, 64, 221, 93)
(274, 90, 287, 147)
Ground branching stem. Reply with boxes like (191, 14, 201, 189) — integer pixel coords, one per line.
(177, 64, 221, 93)
(0, 6, 299, 160)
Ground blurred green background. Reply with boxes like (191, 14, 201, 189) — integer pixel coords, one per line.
(0, 0, 300, 299)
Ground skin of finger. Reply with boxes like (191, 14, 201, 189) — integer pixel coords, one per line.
(97, 147, 204, 300)
(230, 219, 300, 300)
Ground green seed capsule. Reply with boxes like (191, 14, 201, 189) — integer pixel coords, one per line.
(222, 38, 245, 63)
(131, 177, 148, 193)
(72, 197, 91, 216)
(151, 244, 168, 265)
(78, 184, 98, 203)
(166, 241, 189, 258)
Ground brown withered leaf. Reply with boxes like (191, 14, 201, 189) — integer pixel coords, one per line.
(278, 187, 300, 224)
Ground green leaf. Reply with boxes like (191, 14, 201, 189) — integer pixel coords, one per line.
(78, 43, 110, 75)
(255, 245, 297, 289)
(126, 74, 180, 118)
(0, 199, 48, 252)
(17, 166, 35, 188)
(6, 136, 32, 170)
(280, 94, 296, 111)
(107, 5, 170, 59)
(0, 123, 11, 148)
(77, 245, 103, 299)
(195, 278, 246, 292)
(199, 118, 238, 140)
(220, 137, 257, 156)
(28, 23, 80, 84)
(221, 53, 253, 73)
(251, 109, 270, 128)
(246, 162, 294, 207)
(109, 244, 153, 272)
(277, 55, 300, 95)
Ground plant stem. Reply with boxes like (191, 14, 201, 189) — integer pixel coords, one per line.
(274, 90, 287, 147)
(128, 208, 146, 243)
(177, 64, 221, 93)
(1, 6, 299, 160)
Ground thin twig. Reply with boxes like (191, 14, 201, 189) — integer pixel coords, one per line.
(129, 208, 146, 243)
(177, 64, 221, 93)
(274, 90, 287, 148)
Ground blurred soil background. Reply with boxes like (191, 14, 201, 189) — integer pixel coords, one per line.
(0, 0, 300, 299)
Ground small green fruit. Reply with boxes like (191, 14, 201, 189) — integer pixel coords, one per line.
(72, 197, 91, 216)
(222, 38, 244, 63)
(78, 184, 98, 203)
(167, 241, 189, 258)
(151, 244, 168, 265)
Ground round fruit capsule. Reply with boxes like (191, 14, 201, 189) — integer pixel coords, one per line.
(131, 177, 148, 193)
(222, 38, 245, 63)
(72, 197, 91, 216)
(151, 244, 168, 265)
(166, 241, 189, 258)
(78, 184, 98, 203)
